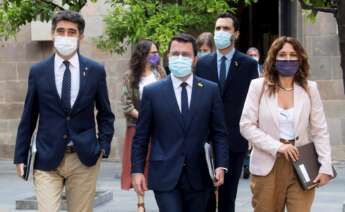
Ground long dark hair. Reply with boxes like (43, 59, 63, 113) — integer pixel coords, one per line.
(263, 36, 310, 95)
(129, 39, 158, 88)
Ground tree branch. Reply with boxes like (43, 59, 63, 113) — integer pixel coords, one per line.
(298, 0, 337, 14)
(40, 0, 65, 11)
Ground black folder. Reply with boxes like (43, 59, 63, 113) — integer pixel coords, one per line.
(23, 133, 37, 181)
(292, 142, 336, 190)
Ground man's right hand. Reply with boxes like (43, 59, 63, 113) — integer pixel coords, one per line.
(132, 173, 148, 196)
(16, 163, 24, 177)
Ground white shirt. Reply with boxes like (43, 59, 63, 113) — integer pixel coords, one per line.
(216, 48, 235, 79)
(171, 74, 193, 112)
(139, 72, 157, 100)
(278, 107, 295, 140)
(54, 53, 80, 107)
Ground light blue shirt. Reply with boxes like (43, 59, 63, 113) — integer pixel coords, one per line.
(216, 48, 235, 80)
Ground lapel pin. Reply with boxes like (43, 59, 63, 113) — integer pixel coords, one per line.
(83, 67, 88, 76)
(197, 82, 204, 88)
(234, 61, 239, 67)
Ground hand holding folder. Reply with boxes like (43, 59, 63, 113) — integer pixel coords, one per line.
(22, 133, 37, 181)
(292, 142, 336, 190)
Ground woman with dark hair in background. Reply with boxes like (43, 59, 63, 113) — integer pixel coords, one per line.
(120, 39, 166, 212)
(240, 36, 334, 212)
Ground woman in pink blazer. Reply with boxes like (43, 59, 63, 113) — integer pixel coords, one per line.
(240, 36, 334, 212)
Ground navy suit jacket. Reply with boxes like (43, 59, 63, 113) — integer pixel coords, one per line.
(196, 50, 258, 152)
(14, 54, 115, 171)
(131, 75, 228, 191)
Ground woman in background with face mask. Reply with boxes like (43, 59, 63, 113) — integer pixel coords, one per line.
(240, 36, 334, 212)
(120, 39, 166, 212)
(196, 32, 215, 58)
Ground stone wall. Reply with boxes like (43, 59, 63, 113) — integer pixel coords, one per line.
(302, 12, 345, 160)
(0, 0, 129, 161)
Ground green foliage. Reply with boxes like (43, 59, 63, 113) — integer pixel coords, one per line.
(97, 0, 255, 54)
(300, 0, 337, 21)
(0, 0, 256, 54)
(0, 0, 90, 41)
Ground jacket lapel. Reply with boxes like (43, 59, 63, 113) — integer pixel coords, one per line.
(71, 54, 89, 114)
(293, 83, 307, 133)
(162, 76, 184, 131)
(47, 55, 66, 111)
(184, 77, 203, 132)
(223, 50, 240, 95)
(266, 92, 280, 129)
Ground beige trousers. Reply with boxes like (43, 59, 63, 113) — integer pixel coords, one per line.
(250, 155, 315, 212)
(33, 152, 101, 212)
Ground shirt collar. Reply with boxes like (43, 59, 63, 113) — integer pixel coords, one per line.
(171, 74, 194, 89)
(55, 53, 79, 69)
(217, 48, 235, 62)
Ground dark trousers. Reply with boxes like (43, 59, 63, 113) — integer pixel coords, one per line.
(217, 150, 247, 212)
(154, 168, 210, 212)
(206, 188, 217, 211)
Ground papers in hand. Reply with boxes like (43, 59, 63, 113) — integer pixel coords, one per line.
(23, 133, 37, 181)
(204, 142, 216, 183)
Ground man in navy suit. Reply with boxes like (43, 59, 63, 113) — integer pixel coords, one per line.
(196, 13, 258, 212)
(13, 11, 114, 212)
(131, 33, 229, 212)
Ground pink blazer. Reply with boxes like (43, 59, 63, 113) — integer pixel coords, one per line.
(240, 78, 333, 176)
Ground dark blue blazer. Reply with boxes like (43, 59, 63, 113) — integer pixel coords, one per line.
(131, 75, 228, 191)
(196, 51, 258, 152)
(14, 54, 115, 171)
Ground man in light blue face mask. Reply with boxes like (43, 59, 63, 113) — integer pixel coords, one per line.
(196, 12, 259, 212)
(14, 10, 115, 212)
(131, 33, 229, 212)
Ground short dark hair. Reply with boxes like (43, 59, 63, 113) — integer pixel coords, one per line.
(167, 33, 197, 56)
(216, 12, 240, 32)
(52, 10, 85, 34)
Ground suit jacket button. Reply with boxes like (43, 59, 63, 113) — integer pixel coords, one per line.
(66, 116, 70, 121)
(63, 134, 68, 139)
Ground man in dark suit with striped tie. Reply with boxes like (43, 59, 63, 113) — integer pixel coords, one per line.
(14, 10, 114, 212)
(131, 33, 229, 212)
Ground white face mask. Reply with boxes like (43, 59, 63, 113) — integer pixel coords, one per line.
(54, 36, 78, 57)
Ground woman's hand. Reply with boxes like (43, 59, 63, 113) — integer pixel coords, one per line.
(313, 173, 331, 187)
(278, 143, 299, 161)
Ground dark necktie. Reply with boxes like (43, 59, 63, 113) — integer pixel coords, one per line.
(219, 56, 227, 91)
(61, 60, 71, 113)
(180, 82, 189, 123)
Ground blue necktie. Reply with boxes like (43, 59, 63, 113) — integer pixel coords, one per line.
(181, 82, 189, 123)
(219, 56, 227, 91)
(61, 61, 71, 113)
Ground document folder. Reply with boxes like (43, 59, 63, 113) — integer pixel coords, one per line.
(204, 142, 216, 183)
(23, 133, 37, 181)
(292, 142, 336, 190)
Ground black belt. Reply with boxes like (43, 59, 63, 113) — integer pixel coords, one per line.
(65, 146, 76, 153)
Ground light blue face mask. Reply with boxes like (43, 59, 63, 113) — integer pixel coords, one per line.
(197, 51, 211, 58)
(214, 31, 232, 50)
(168, 56, 193, 77)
